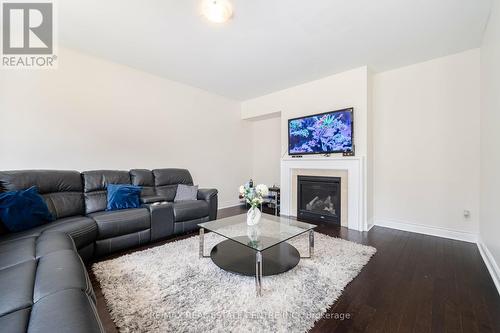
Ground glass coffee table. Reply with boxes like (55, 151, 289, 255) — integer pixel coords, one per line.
(198, 213, 316, 296)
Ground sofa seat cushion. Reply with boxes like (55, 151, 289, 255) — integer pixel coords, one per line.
(94, 229, 151, 257)
(0, 232, 76, 271)
(0, 260, 36, 316)
(0, 237, 36, 270)
(89, 208, 150, 240)
(28, 289, 103, 333)
(0, 227, 42, 244)
(174, 216, 209, 234)
(173, 200, 209, 222)
(0, 308, 30, 332)
(0, 216, 97, 249)
(34, 249, 93, 303)
(42, 216, 97, 249)
(35, 232, 76, 258)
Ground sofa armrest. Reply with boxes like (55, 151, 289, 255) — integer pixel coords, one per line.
(197, 188, 218, 221)
(197, 188, 218, 201)
(142, 202, 174, 241)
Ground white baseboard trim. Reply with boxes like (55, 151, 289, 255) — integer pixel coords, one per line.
(218, 200, 243, 209)
(374, 218, 478, 243)
(477, 237, 500, 296)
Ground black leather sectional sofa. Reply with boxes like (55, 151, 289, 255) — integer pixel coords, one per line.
(0, 168, 218, 333)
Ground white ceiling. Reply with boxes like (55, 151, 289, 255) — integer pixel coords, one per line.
(59, 0, 492, 100)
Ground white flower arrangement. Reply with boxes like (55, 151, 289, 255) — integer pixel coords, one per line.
(239, 183, 269, 208)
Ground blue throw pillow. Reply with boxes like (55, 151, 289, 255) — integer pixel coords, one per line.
(0, 186, 54, 233)
(106, 184, 142, 211)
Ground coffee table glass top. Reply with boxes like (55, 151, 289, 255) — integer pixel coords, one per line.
(198, 213, 316, 252)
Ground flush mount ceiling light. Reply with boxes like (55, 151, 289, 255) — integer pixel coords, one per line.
(201, 0, 233, 24)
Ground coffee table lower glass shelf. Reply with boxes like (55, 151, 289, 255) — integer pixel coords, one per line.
(198, 213, 316, 296)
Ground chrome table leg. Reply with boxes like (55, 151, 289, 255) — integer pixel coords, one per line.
(309, 230, 314, 258)
(301, 230, 315, 259)
(255, 251, 263, 296)
(199, 227, 205, 258)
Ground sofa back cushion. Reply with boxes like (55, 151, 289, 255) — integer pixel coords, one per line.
(0, 170, 84, 220)
(152, 169, 193, 202)
(0, 186, 55, 232)
(130, 169, 155, 197)
(82, 170, 131, 214)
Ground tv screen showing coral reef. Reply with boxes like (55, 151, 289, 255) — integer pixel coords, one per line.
(288, 108, 353, 155)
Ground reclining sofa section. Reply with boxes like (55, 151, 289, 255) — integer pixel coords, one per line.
(0, 168, 218, 333)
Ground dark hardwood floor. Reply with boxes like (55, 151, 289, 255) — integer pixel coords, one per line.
(88, 206, 500, 333)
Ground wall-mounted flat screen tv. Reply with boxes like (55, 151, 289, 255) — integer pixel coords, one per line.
(288, 108, 354, 155)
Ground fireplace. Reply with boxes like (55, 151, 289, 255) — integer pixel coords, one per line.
(297, 175, 341, 225)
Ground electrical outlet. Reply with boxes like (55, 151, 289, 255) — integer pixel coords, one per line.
(463, 210, 471, 218)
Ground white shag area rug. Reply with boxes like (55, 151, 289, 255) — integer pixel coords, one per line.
(92, 232, 376, 333)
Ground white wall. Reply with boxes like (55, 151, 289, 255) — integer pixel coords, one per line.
(242, 52, 481, 240)
(242, 67, 370, 158)
(0, 47, 251, 208)
(372, 49, 481, 240)
(480, 0, 500, 288)
(249, 114, 282, 186)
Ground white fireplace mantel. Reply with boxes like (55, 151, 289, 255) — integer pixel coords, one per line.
(280, 156, 367, 231)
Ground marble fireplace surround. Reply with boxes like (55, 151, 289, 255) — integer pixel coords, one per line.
(281, 157, 367, 231)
